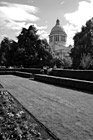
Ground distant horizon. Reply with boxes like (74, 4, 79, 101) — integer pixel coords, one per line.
(0, 0, 93, 45)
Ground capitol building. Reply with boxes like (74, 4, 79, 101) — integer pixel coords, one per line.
(49, 19, 71, 59)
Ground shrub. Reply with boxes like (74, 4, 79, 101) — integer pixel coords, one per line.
(80, 53, 93, 69)
(62, 57, 72, 69)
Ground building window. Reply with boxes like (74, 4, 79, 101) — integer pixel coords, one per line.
(50, 36, 53, 42)
(61, 35, 65, 42)
(55, 35, 59, 41)
(54, 35, 56, 41)
(61, 35, 63, 41)
(57, 35, 59, 41)
(56, 36, 57, 41)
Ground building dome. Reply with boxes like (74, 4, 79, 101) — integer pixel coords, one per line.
(49, 19, 70, 60)
(50, 19, 66, 36)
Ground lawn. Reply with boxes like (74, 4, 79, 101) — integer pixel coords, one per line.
(0, 75, 93, 140)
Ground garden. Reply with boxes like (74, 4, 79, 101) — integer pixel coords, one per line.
(0, 87, 57, 140)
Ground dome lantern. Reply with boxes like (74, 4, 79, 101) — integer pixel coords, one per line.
(56, 19, 60, 25)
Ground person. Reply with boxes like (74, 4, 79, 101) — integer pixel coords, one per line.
(43, 66, 47, 74)
(47, 67, 53, 75)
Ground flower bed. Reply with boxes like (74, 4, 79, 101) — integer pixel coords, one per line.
(0, 90, 58, 140)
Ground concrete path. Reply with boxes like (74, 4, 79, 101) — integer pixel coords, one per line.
(0, 75, 93, 140)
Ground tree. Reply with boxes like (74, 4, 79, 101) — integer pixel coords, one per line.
(0, 25, 54, 68)
(80, 53, 93, 69)
(71, 17, 93, 69)
(17, 25, 53, 68)
(62, 57, 72, 69)
(0, 37, 18, 67)
(36, 39, 54, 67)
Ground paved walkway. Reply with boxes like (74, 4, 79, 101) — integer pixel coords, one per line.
(0, 75, 93, 140)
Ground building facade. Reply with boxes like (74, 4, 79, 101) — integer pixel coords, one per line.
(49, 19, 71, 59)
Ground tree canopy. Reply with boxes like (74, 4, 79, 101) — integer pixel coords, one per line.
(71, 18, 93, 69)
(0, 25, 54, 68)
(0, 37, 18, 67)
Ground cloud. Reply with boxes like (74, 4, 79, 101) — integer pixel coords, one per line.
(33, 24, 48, 40)
(33, 24, 47, 30)
(1, 34, 8, 40)
(64, 0, 93, 45)
(0, 1, 39, 30)
(23, 23, 48, 40)
(37, 30, 49, 40)
(0, 2, 48, 42)
(6, 21, 26, 30)
(61, 1, 64, 5)
(0, 1, 41, 41)
(0, 2, 39, 22)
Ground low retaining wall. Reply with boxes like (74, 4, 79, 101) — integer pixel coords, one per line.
(0, 68, 41, 78)
(0, 71, 33, 78)
(14, 71, 33, 78)
(50, 69, 93, 81)
(0, 68, 41, 74)
(0, 71, 15, 75)
(0, 70, 92, 92)
(34, 74, 93, 92)
(1, 68, 93, 81)
(20, 68, 41, 74)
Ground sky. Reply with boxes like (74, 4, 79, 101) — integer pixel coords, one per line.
(0, 0, 93, 46)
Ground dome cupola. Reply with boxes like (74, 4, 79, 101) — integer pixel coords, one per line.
(50, 19, 66, 36)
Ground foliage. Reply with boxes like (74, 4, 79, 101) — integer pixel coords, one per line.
(0, 37, 18, 67)
(80, 53, 93, 69)
(53, 57, 63, 68)
(71, 17, 93, 69)
(16, 25, 53, 68)
(62, 57, 72, 69)
(0, 25, 54, 68)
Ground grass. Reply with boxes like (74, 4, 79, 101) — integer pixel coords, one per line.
(1, 75, 93, 140)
